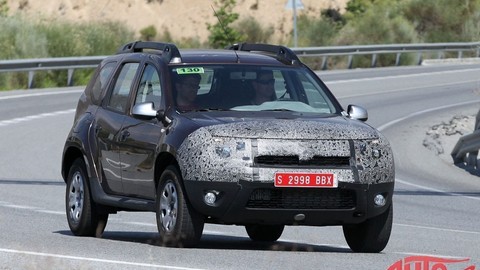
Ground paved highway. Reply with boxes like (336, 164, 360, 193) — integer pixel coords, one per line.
(0, 65, 479, 269)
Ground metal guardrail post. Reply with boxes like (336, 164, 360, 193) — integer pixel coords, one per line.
(347, 55, 353, 69)
(395, 53, 401, 66)
(371, 54, 377, 68)
(67, 68, 74, 86)
(321, 56, 328, 70)
(28, 71, 35, 89)
(416, 52, 423, 65)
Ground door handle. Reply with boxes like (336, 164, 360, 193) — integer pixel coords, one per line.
(94, 125, 102, 135)
(119, 130, 130, 142)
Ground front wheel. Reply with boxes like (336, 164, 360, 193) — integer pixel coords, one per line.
(65, 158, 108, 237)
(156, 165, 204, 247)
(343, 204, 393, 253)
(245, 224, 285, 242)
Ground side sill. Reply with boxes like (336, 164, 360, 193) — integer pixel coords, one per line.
(89, 176, 155, 212)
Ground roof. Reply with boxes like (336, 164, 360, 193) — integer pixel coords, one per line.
(177, 50, 293, 66)
(115, 41, 302, 67)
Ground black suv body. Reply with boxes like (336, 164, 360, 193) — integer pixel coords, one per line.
(62, 41, 394, 252)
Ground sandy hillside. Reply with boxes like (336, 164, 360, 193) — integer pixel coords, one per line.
(6, 0, 348, 43)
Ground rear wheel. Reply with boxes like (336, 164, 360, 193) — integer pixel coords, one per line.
(245, 224, 284, 242)
(65, 158, 108, 237)
(343, 204, 393, 253)
(156, 165, 204, 247)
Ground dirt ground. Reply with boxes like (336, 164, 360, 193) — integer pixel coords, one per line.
(6, 0, 348, 43)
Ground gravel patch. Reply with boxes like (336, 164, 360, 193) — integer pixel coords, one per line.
(423, 113, 479, 175)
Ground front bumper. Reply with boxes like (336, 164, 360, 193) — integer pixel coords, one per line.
(184, 180, 394, 226)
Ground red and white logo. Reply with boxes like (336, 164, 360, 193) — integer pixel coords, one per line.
(387, 256, 476, 270)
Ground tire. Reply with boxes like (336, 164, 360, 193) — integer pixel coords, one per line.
(156, 165, 204, 247)
(245, 224, 284, 242)
(343, 204, 393, 253)
(66, 158, 108, 237)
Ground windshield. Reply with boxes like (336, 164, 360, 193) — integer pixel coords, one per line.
(170, 65, 340, 114)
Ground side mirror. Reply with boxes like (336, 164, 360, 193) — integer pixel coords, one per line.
(347, 104, 368, 121)
(132, 102, 172, 125)
(132, 102, 157, 118)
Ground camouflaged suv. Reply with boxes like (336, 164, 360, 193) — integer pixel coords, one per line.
(61, 41, 395, 252)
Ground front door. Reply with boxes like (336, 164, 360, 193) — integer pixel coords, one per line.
(118, 63, 165, 199)
(95, 62, 140, 194)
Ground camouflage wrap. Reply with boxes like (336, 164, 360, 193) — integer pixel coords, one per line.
(177, 119, 394, 185)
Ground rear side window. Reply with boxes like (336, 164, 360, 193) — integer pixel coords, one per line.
(87, 62, 116, 105)
(107, 63, 139, 112)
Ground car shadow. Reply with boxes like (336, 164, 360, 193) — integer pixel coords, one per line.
(55, 230, 351, 253)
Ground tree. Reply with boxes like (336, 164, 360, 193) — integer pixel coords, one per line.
(207, 0, 244, 48)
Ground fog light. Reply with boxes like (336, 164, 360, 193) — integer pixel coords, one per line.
(374, 194, 386, 207)
(204, 192, 217, 206)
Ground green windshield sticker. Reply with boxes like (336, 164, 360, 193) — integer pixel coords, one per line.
(176, 67, 204, 74)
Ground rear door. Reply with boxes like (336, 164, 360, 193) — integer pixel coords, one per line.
(94, 60, 141, 194)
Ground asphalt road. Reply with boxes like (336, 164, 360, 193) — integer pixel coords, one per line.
(0, 65, 479, 269)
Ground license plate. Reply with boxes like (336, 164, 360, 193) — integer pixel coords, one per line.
(274, 172, 337, 188)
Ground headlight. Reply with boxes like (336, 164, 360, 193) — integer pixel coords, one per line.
(215, 146, 232, 158)
(214, 138, 248, 159)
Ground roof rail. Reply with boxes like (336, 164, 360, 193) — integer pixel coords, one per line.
(117, 41, 182, 63)
(227, 43, 301, 65)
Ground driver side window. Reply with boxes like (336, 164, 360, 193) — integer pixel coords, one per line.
(135, 64, 162, 110)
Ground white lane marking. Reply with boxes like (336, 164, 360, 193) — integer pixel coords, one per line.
(1, 204, 39, 210)
(334, 79, 480, 99)
(376, 101, 480, 202)
(324, 67, 480, 84)
(394, 223, 480, 235)
(122, 221, 157, 227)
(0, 248, 207, 270)
(377, 101, 480, 202)
(0, 89, 83, 100)
(396, 178, 480, 202)
(35, 210, 64, 215)
(377, 100, 480, 132)
(0, 109, 75, 127)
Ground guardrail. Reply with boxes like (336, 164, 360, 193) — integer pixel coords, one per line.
(295, 42, 480, 70)
(451, 109, 480, 169)
(1, 42, 480, 89)
(0, 56, 106, 89)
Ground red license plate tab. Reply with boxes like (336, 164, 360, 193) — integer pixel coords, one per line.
(274, 173, 337, 188)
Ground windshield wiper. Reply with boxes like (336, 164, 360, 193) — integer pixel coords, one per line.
(195, 108, 230, 112)
(260, 109, 294, 112)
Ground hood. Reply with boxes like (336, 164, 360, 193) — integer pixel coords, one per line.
(184, 112, 379, 140)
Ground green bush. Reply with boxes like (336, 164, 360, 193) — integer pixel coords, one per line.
(296, 12, 343, 47)
(403, 0, 480, 42)
(235, 16, 274, 43)
(333, 1, 418, 68)
(140, 25, 157, 41)
(0, 16, 133, 90)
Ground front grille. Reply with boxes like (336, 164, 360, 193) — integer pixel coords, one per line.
(246, 188, 356, 209)
(254, 155, 350, 167)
